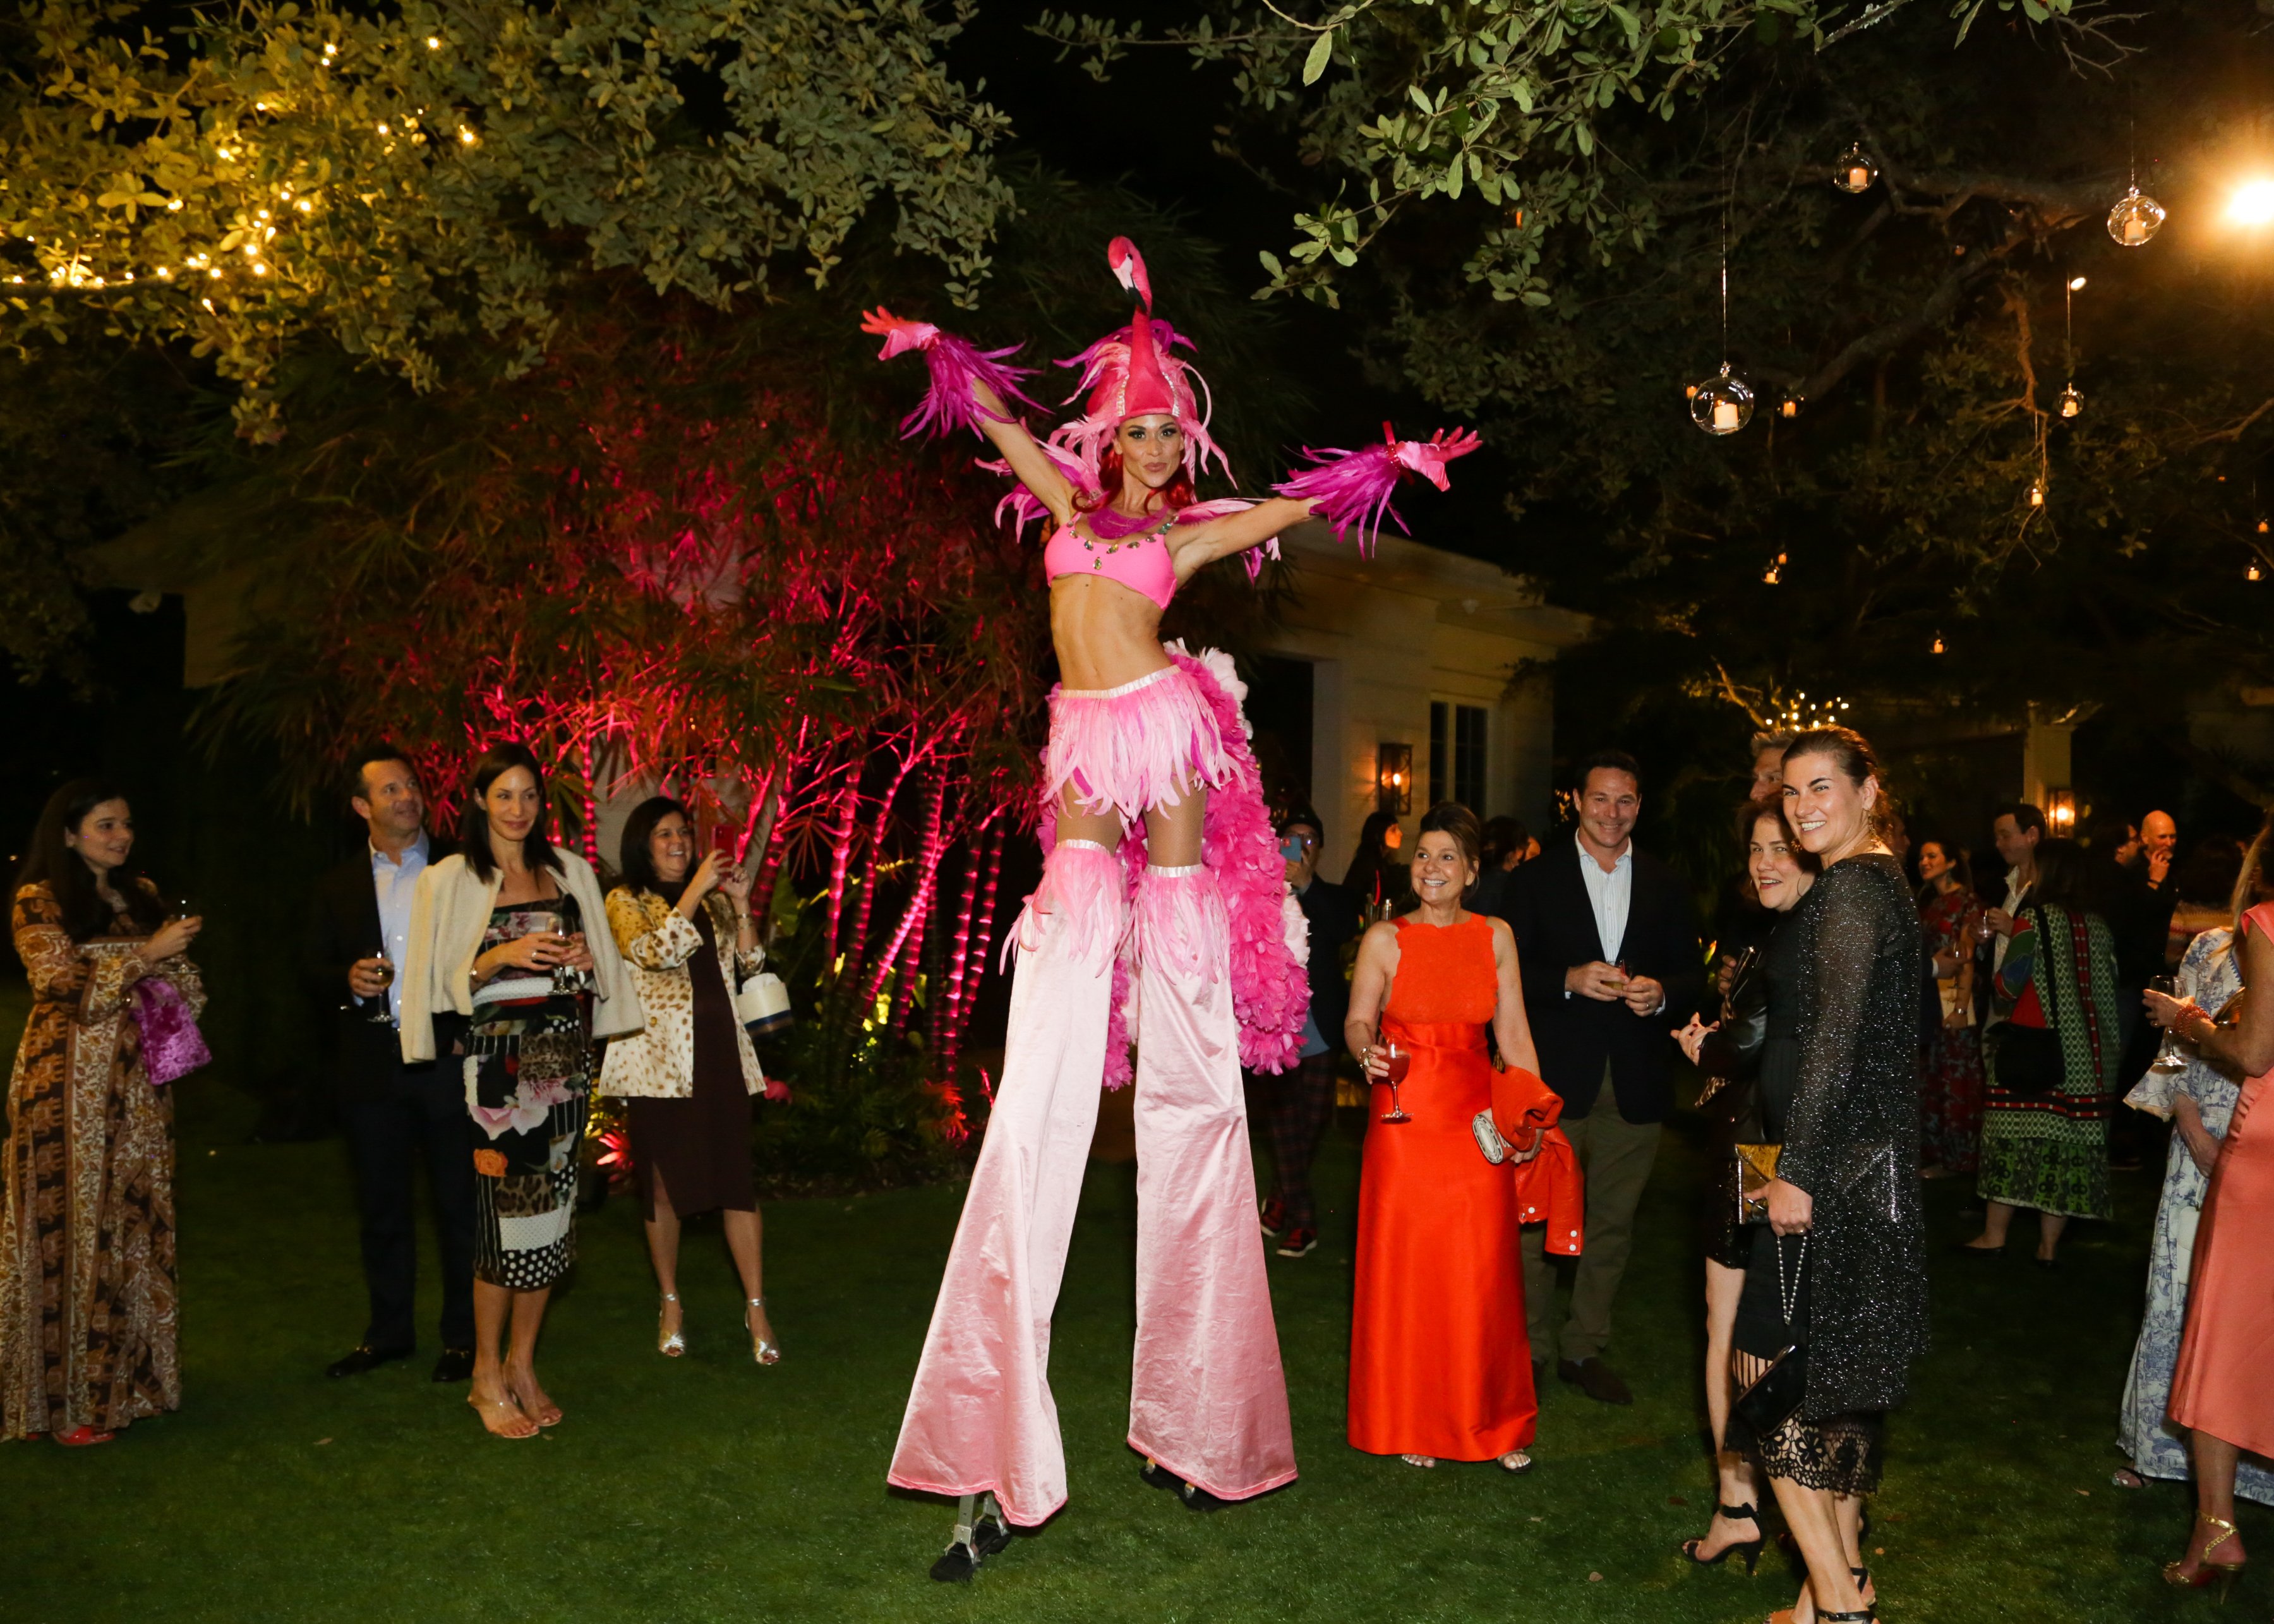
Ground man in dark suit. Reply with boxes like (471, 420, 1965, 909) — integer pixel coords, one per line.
(1507, 750, 1702, 1405)
(1255, 806, 1363, 1260)
(304, 746, 476, 1383)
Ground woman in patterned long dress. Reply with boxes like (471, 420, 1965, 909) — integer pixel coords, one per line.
(401, 743, 637, 1439)
(1961, 839, 2121, 1265)
(2145, 808, 2274, 1591)
(1914, 839, 1985, 1177)
(1344, 802, 1545, 1472)
(2114, 905, 2274, 1501)
(1, 781, 205, 1445)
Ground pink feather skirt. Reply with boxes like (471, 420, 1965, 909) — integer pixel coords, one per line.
(1043, 664, 1237, 827)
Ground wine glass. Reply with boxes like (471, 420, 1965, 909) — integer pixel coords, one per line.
(1379, 1040, 1412, 1124)
(2149, 975, 2189, 1072)
(363, 946, 397, 1025)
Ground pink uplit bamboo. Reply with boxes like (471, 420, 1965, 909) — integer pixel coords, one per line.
(874, 769, 948, 1023)
(943, 821, 1007, 1076)
(934, 824, 985, 1059)
(822, 774, 862, 963)
(841, 744, 920, 992)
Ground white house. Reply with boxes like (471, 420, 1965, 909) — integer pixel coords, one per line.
(1257, 520, 1591, 874)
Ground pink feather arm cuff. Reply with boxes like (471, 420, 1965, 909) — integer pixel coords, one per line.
(1273, 426, 1482, 552)
(860, 307, 1040, 442)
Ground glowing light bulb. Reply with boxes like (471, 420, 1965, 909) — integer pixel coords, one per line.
(376, 123, 390, 135)
(167, 197, 184, 211)
(459, 126, 478, 145)
(2067, 275, 2086, 291)
(426, 35, 442, 48)
(2227, 179, 2274, 227)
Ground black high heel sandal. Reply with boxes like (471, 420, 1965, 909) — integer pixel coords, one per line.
(1680, 1501, 1764, 1575)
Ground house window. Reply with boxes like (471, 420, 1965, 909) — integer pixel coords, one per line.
(1429, 701, 1490, 812)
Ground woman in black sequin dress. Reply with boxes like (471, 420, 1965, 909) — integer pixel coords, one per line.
(1730, 727, 1927, 1624)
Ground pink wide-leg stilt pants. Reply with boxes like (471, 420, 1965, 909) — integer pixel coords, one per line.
(887, 853, 1296, 1526)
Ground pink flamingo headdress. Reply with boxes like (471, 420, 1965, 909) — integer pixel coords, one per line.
(1046, 238, 1232, 489)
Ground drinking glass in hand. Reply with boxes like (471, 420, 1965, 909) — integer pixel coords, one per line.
(364, 948, 397, 1025)
(2150, 975, 2189, 1072)
(169, 894, 202, 923)
(1379, 1041, 1412, 1124)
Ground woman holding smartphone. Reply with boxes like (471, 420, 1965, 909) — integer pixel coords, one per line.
(401, 743, 637, 1439)
(598, 797, 778, 1365)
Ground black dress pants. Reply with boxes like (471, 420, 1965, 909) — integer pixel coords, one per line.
(342, 1060, 478, 1352)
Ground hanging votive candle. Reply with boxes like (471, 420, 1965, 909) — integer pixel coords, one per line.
(2028, 481, 2045, 507)
(1834, 142, 1877, 195)
(1780, 392, 1803, 419)
(1690, 364, 1752, 435)
(2057, 384, 2084, 419)
(2107, 186, 2166, 247)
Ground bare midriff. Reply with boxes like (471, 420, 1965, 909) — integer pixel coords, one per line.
(1049, 550, 1175, 689)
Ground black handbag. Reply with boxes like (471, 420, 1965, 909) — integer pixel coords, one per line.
(1987, 908, 2066, 1097)
(1731, 1234, 1809, 1435)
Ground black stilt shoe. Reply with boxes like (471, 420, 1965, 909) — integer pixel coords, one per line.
(929, 1493, 1013, 1582)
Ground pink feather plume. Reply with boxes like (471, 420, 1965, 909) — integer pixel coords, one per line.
(859, 306, 1040, 443)
(1274, 425, 1482, 553)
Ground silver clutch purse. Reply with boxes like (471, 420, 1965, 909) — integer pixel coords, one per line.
(1472, 1109, 1512, 1165)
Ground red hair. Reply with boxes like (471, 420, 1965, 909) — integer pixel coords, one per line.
(1074, 445, 1194, 516)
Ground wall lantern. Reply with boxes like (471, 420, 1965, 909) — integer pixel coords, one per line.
(1376, 742, 1414, 815)
(2046, 788, 2079, 834)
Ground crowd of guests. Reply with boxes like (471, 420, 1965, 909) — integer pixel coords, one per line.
(1, 743, 789, 1447)
(6, 726, 2270, 1608)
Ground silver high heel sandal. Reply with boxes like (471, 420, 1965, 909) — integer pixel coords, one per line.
(658, 1292, 685, 1357)
(747, 1296, 781, 1365)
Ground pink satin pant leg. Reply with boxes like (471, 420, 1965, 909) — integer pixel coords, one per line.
(1127, 864, 1299, 1501)
(887, 845, 1118, 1527)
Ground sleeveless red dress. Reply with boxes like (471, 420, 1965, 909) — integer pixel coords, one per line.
(1347, 915, 1537, 1459)
(2168, 901, 2274, 1457)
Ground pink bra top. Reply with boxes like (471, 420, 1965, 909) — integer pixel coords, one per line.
(1044, 506, 1182, 610)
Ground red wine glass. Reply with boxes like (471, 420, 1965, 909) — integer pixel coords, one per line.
(1380, 1041, 1412, 1124)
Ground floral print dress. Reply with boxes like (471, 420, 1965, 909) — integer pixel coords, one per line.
(461, 892, 595, 1290)
(1, 882, 204, 1437)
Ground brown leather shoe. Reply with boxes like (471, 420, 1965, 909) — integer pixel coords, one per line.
(1557, 1356, 1634, 1405)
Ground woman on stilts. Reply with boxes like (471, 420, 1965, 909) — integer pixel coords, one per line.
(863, 239, 1478, 1579)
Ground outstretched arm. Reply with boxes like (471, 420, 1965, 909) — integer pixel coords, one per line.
(1174, 426, 1484, 575)
(859, 308, 1074, 522)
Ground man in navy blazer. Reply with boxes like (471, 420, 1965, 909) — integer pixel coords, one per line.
(1507, 750, 1702, 1405)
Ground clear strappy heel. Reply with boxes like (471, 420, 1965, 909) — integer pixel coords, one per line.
(747, 1296, 781, 1365)
(657, 1292, 685, 1357)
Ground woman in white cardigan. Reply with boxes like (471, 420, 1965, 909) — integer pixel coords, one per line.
(400, 743, 637, 1439)
(597, 797, 778, 1365)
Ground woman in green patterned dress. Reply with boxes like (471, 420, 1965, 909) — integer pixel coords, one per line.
(1961, 839, 2122, 1266)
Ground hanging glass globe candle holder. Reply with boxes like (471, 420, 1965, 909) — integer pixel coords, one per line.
(1690, 364, 1752, 435)
(2057, 384, 2084, 419)
(1833, 142, 1877, 195)
(2107, 186, 2165, 248)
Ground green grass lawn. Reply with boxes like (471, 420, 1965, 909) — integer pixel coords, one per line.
(0, 1040, 2259, 1623)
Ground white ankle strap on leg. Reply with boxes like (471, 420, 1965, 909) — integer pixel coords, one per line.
(1146, 862, 1203, 877)
(1060, 838, 1115, 855)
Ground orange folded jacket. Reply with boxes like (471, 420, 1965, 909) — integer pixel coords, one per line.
(1491, 1063, 1584, 1258)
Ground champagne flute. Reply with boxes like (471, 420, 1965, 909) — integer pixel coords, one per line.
(363, 944, 397, 1025)
(1379, 1040, 1412, 1124)
(2149, 975, 2189, 1071)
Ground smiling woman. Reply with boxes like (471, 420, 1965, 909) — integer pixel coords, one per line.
(1, 779, 205, 1445)
(1723, 725, 1927, 1624)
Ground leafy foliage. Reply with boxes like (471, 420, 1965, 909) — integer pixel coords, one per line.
(2, 0, 1013, 436)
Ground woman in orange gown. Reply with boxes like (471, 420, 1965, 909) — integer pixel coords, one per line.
(1344, 802, 1546, 1471)
(2145, 812, 2274, 1595)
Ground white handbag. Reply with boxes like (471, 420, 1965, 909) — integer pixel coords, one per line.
(735, 970, 793, 1035)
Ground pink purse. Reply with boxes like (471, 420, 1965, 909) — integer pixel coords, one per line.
(133, 976, 212, 1086)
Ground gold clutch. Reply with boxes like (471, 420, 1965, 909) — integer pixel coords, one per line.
(1735, 1142, 1781, 1225)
